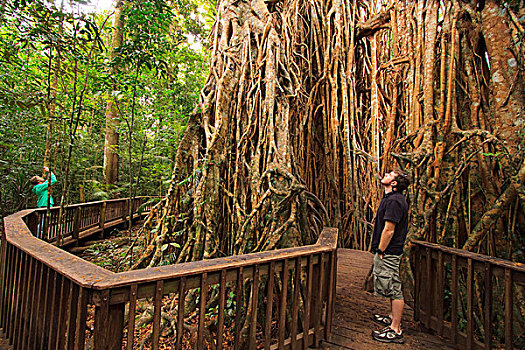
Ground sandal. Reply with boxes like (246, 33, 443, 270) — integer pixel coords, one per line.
(373, 314, 392, 327)
(372, 326, 405, 344)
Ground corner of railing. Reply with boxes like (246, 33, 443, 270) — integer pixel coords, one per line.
(315, 227, 338, 249)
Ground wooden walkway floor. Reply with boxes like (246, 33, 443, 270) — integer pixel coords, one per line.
(322, 249, 453, 350)
(0, 330, 11, 350)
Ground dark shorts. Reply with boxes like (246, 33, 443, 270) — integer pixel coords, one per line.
(373, 253, 403, 300)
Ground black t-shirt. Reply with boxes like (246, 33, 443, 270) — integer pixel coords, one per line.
(371, 191, 409, 255)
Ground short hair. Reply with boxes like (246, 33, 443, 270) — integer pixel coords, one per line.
(393, 169, 410, 192)
(30, 176, 41, 185)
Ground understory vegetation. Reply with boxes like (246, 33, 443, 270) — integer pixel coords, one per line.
(0, 0, 211, 217)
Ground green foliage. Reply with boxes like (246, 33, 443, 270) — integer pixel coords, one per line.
(84, 240, 121, 269)
(0, 0, 212, 215)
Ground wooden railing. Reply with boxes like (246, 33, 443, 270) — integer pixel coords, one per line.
(1, 198, 338, 349)
(411, 240, 525, 350)
(23, 197, 152, 246)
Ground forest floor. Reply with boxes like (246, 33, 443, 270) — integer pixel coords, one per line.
(76, 220, 145, 272)
(323, 249, 454, 350)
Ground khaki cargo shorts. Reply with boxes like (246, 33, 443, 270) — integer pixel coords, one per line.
(373, 253, 403, 300)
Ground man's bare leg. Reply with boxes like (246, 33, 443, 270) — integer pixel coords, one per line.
(390, 299, 404, 333)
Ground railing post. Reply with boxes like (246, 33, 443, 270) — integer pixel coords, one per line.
(109, 303, 125, 349)
(234, 267, 244, 350)
(413, 245, 420, 321)
(484, 262, 492, 350)
(467, 258, 473, 350)
(27, 212, 39, 237)
(122, 199, 129, 226)
(99, 202, 106, 239)
(72, 207, 81, 244)
(249, 265, 260, 350)
(313, 254, 325, 346)
(0, 232, 7, 328)
(504, 268, 513, 350)
(436, 250, 444, 336)
(302, 256, 313, 349)
(425, 247, 432, 329)
(94, 290, 125, 350)
(325, 250, 336, 342)
(450, 255, 458, 345)
(128, 198, 133, 227)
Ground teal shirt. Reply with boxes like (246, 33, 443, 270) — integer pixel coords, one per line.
(32, 173, 57, 208)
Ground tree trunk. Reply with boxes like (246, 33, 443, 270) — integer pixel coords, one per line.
(103, 0, 124, 186)
(43, 50, 59, 170)
(482, 1, 525, 159)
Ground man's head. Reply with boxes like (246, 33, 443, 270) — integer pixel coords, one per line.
(381, 169, 410, 193)
(30, 176, 45, 185)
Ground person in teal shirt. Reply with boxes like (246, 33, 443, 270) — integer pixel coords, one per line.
(30, 166, 57, 208)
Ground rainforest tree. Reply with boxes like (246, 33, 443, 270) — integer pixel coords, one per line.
(136, 0, 525, 271)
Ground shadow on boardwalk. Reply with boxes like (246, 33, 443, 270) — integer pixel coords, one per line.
(322, 249, 454, 350)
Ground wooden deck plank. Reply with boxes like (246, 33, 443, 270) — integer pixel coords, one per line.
(0, 329, 11, 350)
(322, 249, 454, 350)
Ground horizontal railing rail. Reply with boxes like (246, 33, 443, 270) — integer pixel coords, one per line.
(411, 240, 525, 350)
(1, 198, 337, 349)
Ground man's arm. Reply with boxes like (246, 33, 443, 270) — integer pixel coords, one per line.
(378, 221, 396, 255)
(49, 172, 57, 185)
(42, 166, 57, 186)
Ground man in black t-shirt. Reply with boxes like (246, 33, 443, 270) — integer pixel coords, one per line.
(370, 169, 410, 344)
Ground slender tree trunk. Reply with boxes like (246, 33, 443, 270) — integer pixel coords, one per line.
(103, 0, 124, 187)
(58, 24, 96, 245)
(43, 50, 60, 170)
(127, 65, 140, 232)
(43, 42, 61, 239)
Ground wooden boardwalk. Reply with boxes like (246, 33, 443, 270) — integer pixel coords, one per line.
(322, 249, 453, 350)
(5, 199, 520, 349)
(0, 248, 454, 350)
